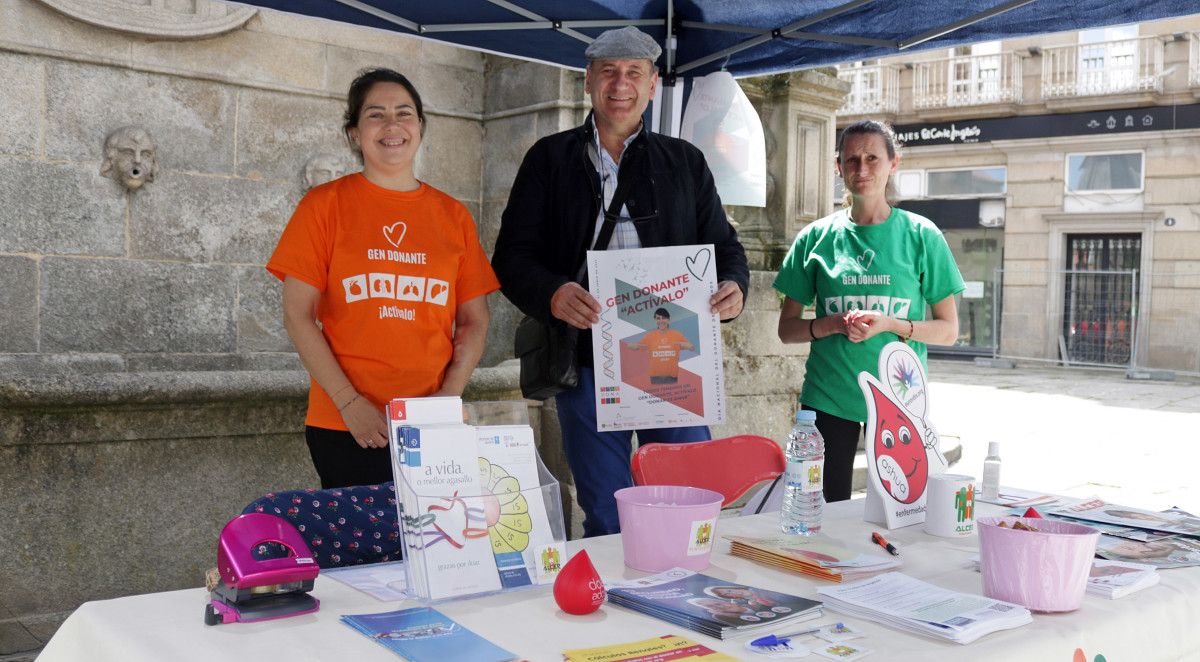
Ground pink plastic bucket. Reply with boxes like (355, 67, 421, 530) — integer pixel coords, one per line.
(978, 516, 1100, 612)
(615, 485, 724, 572)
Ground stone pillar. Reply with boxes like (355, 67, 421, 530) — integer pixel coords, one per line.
(478, 56, 589, 369)
(729, 70, 850, 270)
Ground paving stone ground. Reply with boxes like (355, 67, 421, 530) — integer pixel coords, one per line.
(927, 359, 1200, 513)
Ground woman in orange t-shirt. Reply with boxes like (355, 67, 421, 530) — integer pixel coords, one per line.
(267, 69, 499, 488)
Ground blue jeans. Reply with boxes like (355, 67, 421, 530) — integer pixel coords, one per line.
(556, 367, 711, 537)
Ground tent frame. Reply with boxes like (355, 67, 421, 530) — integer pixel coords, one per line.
(328, 0, 1037, 134)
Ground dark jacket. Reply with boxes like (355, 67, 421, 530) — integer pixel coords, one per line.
(493, 116, 750, 363)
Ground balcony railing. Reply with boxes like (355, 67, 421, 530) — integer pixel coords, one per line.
(912, 52, 1022, 110)
(1043, 36, 1164, 99)
(836, 64, 900, 115)
(1190, 33, 1200, 87)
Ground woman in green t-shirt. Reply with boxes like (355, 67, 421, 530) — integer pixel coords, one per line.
(773, 120, 965, 503)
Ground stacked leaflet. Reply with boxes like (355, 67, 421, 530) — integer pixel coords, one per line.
(1087, 560, 1160, 598)
(563, 634, 739, 661)
(342, 607, 517, 662)
(606, 568, 822, 640)
(387, 397, 566, 601)
(725, 534, 900, 582)
(817, 573, 1032, 644)
(475, 425, 560, 588)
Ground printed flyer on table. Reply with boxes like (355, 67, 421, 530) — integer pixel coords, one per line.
(587, 244, 726, 431)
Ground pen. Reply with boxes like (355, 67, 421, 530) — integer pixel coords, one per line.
(749, 626, 822, 648)
(871, 531, 900, 556)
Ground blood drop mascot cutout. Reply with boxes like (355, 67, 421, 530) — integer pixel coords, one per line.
(859, 341, 948, 529)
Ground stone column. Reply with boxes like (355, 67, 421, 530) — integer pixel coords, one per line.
(478, 56, 589, 369)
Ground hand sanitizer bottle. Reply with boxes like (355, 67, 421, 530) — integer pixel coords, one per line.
(982, 441, 1001, 501)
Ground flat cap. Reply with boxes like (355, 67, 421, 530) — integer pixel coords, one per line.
(585, 26, 662, 63)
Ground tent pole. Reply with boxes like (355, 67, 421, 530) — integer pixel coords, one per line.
(659, 0, 678, 136)
(898, 0, 1036, 49)
(676, 0, 875, 75)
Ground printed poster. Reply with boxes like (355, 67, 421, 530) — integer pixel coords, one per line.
(587, 245, 726, 431)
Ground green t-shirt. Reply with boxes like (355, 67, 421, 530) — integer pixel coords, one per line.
(773, 207, 965, 421)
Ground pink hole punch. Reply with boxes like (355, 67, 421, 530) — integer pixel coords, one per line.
(204, 513, 320, 625)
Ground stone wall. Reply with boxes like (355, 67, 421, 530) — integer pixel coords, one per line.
(0, 0, 487, 373)
(0, 2, 496, 657)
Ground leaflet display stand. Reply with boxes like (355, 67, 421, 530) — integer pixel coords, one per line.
(388, 398, 568, 604)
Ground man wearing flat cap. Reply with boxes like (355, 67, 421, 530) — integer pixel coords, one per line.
(493, 26, 749, 537)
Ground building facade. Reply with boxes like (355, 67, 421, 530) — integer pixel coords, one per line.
(836, 17, 1200, 375)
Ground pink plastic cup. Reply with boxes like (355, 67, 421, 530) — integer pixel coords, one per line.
(615, 485, 724, 572)
(978, 516, 1100, 612)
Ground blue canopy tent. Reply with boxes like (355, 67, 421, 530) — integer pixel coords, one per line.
(232, 1, 1200, 76)
(228, 0, 1200, 204)
(230, 0, 1200, 124)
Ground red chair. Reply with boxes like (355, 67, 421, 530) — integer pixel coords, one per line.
(631, 435, 785, 507)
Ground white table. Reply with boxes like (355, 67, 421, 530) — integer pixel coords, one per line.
(38, 500, 1200, 661)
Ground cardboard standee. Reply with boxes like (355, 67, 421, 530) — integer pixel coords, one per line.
(859, 342, 949, 529)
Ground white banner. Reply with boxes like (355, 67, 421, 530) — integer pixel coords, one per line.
(680, 71, 766, 208)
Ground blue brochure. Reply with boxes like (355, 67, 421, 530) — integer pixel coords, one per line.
(342, 607, 516, 662)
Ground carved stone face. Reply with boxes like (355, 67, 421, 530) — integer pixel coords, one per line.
(101, 126, 157, 190)
(304, 153, 347, 190)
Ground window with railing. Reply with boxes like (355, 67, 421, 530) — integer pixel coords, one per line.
(1043, 27, 1162, 98)
(913, 46, 1021, 109)
(1190, 32, 1200, 87)
(836, 63, 900, 115)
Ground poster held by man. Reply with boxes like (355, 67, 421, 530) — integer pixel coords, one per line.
(587, 244, 727, 431)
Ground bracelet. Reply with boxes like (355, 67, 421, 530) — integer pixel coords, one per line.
(808, 317, 819, 341)
(902, 319, 914, 341)
(331, 383, 354, 401)
(337, 393, 361, 412)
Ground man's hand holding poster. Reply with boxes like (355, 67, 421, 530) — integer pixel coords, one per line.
(587, 245, 726, 431)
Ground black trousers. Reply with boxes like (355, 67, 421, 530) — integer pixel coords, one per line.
(801, 406, 863, 503)
(305, 426, 394, 489)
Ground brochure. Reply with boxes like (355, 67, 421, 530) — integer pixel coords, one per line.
(1049, 498, 1200, 538)
(606, 568, 822, 640)
(1086, 559, 1160, 599)
(973, 486, 1072, 508)
(322, 560, 408, 601)
(564, 634, 739, 661)
(392, 423, 501, 600)
(387, 397, 467, 600)
(725, 534, 900, 582)
(816, 572, 1032, 644)
(475, 424, 561, 588)
(1095, 533, 1200, 568)
(1003, 507, 1174, 543)
(342, 607, 516, 662)
(587, 244, 726, 431)
(967, 554, 1161, 599)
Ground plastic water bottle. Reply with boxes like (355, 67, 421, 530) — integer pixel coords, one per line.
(981, 441, 1002, 501)
(781, 409, 825, 535)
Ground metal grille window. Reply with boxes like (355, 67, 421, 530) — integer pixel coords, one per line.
(1062, 234, 1141, 366)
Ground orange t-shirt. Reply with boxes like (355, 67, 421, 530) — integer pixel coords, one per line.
(644, 328, 690, 379)
(266, 174, 499, 430)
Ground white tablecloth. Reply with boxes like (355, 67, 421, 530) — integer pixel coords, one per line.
(38, 500, 1200, 661)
